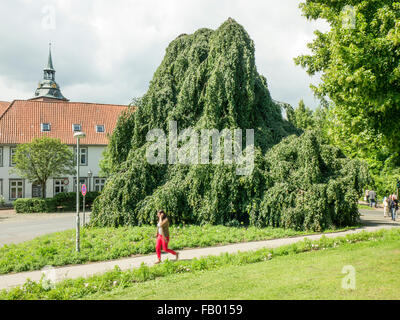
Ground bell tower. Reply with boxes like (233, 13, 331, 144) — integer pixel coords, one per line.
(31, 43, 69, 101)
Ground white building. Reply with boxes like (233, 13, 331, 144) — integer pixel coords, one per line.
(0, 46, 128, 203)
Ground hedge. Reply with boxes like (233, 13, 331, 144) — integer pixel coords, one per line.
(53, 191, 100, 211)
(14, 198, 57, 213)
(13, 191, 100, 213)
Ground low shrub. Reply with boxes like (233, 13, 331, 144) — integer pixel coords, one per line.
(54, 191, 100, 211)
(13, 191, 100, 213)
(13, 198, 57, 213)
(0, 195, 5, 207)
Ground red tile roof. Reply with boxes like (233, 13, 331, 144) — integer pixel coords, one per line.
(0, 100, 131, 145)
(0, 101, 10, 117)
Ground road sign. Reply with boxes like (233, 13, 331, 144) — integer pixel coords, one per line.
(81, 184, 87, 196)
(63, 178, 69, 186)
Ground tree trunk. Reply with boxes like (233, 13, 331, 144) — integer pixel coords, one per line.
(41, 181, 46, 199)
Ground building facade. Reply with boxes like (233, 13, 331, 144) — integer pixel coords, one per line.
(0, 46, 129, 203)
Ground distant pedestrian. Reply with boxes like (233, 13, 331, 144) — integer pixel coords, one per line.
(383, 196, 389, 218)
(155, 210, 179, 264)
(365, 189, 370, 203)
(390, 195, 398, 221)
(368, 190, 377, 208)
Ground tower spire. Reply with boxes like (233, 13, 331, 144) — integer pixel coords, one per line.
(30, 44, 68, 101)
(47, 43, 54, 70)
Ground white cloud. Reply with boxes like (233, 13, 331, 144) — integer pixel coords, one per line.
(0, 0, 330, 109)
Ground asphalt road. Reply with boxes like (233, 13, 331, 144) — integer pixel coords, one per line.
(0, 210, 91, 246)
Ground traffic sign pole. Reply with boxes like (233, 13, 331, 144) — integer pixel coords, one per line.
(83, 196, 86, 226)
(76, 140, 80, 252)
(81, 184, 87, 227)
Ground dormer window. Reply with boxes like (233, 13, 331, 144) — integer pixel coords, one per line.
(41, 123, 51, 132)
(73, 124, 81, 132)
(96, 125, 105, 133)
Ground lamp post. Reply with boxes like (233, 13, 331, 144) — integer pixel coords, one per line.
(84, 169, 93, 226)
(88, 169, 93, 192)
(74, 131, 86, 252)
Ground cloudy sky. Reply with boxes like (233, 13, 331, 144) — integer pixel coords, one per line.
(0, 0, 329, 109)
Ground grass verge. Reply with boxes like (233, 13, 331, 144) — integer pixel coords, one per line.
(1, 228, 398, 300)
(0, 224, 357, 275)
(95, 232, 400, 300)
(358, 204, 376, 210)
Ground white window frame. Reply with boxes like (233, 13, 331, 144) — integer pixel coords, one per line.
(74, 147, 88, 166)
(41, 123, 51, 132)
(96, 125, 105, 133)
(72, 124, 82, 132)
(9, 179, 24, 200)
(93, 177, 106, 192)
(73, 177, 88, 193)
(10, 147, 17, 167)
(54, 178, 69, 195)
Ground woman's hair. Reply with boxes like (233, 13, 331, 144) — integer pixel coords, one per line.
(157, 210, 168, 220)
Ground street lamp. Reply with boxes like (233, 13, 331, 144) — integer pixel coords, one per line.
(88, 169, 93, 192)
(74, 131, 86, 252)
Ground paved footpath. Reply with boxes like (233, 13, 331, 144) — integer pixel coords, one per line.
(0, 209, 399, 291)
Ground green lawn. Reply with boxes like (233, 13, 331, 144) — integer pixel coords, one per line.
(89, 234, 400, 300)
(0, 224, 329, 275)
(357, 204, 375, 210)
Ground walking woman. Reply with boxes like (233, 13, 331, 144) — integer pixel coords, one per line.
(390, 195, 398, 221)
(155, 210, 179, 264)
(383, 196, 389, 218)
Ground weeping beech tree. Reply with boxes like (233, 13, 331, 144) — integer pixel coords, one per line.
(91, 18, 369, 231)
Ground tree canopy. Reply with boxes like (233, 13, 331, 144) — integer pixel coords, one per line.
(295, 0, 400, 163)
(12, 136, 75, 198)
(91, 18, 368, 231)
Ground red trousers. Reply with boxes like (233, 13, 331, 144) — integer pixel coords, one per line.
(156, 234, 177, 260)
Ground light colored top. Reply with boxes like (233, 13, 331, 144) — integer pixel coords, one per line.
(157, 223, 162, 235)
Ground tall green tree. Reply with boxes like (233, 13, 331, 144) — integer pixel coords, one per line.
(12, 137, 75, 198)
(292, 99, 315, 131)
(295, 0, 400, 161)
(90, 18, 368, 231)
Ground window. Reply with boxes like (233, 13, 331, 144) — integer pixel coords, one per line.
(73, 177, 87, 193)
(0, 147, 3, 167)
(54, 178, 68, 195)
(96, 125, 105, 133)
(32, 183, 43, 198)
(9, 179, 24, 200)
(74, 147, 88, 166)
(41, 123, 51, 132)
(72, 124, 81, 132)
(0, 179, 3, 196)
(10, 147, 17, 167)
(93, 177, 106, 192)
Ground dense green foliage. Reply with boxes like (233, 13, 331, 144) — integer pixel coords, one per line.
(1, 228, 398, 300)
(295, 0, 400, 182)
(289, 99, 315, 132)
(12, 192, 100, 213)
(295, 0, 400, 154)
(92, 18, 368, 231)
(254, 132, 369, 230)
(52, 191, 100, 211)
(295, 0, 400, 196)
(12, 137, 75, 198)
(13, 198, 57, 213)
